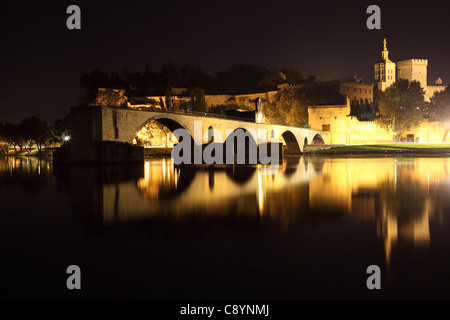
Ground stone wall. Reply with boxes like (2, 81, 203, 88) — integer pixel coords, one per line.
(53, 106, 144, 164)
(308, 101, 449, 144)
(308, 102, 351, 144)
(348, 119, 392, 144)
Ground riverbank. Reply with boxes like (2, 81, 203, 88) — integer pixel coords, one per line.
(308, 143, 450, 155)
(0, 148, 54, 157)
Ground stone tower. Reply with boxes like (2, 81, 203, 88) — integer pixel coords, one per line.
(374, 39, 396, 91)
(397, 59, 428, 89)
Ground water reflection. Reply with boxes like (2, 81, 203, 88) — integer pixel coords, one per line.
(307, 157, 450, 264)
(0, 156, 53, 193)
(3, 155, 450, 268)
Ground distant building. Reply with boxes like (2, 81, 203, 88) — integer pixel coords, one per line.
(308, 97, 448, 144)
(374, 39, 397, 91)
(375, 39, 447, 101)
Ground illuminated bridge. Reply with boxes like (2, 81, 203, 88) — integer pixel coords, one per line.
(55, 105, 329, 163)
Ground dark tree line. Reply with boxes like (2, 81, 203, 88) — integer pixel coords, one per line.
(80, 63, 307, 96)
(0, 116, 71, 154)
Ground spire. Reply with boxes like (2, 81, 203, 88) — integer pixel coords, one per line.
(382, 38, 390, 61)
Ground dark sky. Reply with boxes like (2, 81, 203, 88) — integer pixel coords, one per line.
(2, 0, 449, 122)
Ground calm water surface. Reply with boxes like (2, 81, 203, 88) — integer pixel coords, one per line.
(1, 155, 450, 299)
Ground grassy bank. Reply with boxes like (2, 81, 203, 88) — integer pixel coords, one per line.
(310, 143, 450, 154)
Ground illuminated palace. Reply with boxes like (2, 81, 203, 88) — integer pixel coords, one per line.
(117, 39, 448, 145)
(309, 39, 448, 144)
(375, 39, 446, 101)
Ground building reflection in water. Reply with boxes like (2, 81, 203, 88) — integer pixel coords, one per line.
(51, 155, 450, 265)
(308, 157, 450, 264)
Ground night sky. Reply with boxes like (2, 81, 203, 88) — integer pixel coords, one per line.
(2, 0, 449, 122)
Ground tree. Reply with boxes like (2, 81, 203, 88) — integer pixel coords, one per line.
(215, 64, 269, 93)
(50, 116, 71, 145)
(429, 87, 450, 142)
(280, 68, 305, 84)
(164, 88, 176, 111)
(0, 122, 8, 154)
(2, 122, 26, 152)
(21, 117, 50, 152)
(160, 63, 179, 88)
(376, 79, 425, 142)
(264, 83, 346, 127)
(190, 87, 207, 112)
(179, 63, 212, 88)
(264, 87, 308, 127)
(258, 71, 287, 87)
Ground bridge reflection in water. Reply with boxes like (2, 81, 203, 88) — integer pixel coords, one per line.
(53, 156, 450, 266)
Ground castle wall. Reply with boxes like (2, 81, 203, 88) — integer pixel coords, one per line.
(204, 95, 235, 107)
(425, 85, 446, 102)
(348, 119, 393, 143)
(308, 102, 351, 144)
(403, 121, 449, 143)
(309, 102, 449, 144)
(397, 59, 428, 90)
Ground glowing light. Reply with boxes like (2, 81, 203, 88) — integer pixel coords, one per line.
(257, 171, 264, 215)
(394, 163, 397, 186)
(162, 158, 166, 182)
(64, 136, 70, 141)
(257, 113, 263, 123)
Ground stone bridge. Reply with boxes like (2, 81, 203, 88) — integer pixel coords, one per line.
(55, 105, 329, 163)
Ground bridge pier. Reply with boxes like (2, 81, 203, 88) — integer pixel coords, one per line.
(53, 141, 144, 164)
(54, 106, 145, 164)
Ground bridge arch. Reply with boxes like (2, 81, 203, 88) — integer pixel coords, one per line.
(312, 133, 325, 145)
(224, 128, 258, 164)
(281, 130, 302, 154)
(133, 117, 195, 146)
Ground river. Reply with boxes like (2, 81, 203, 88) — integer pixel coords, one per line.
(1, 155, 450, 299)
